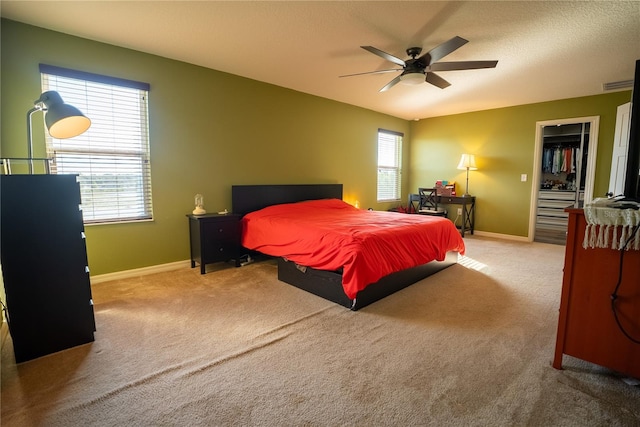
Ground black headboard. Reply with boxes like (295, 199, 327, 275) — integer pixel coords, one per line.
(232, 184, 343, 216)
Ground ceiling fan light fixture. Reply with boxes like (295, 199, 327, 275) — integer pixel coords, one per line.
(349, 37, 497, 92)
(400, 72, 425, 85)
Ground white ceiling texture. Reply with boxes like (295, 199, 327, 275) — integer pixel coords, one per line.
(2, 1, 639, 120)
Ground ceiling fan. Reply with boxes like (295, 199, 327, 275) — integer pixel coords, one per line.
(340, 36, 498, 92)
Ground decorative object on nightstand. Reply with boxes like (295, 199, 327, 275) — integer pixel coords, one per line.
(457, 153, 478, 197)
(187, 213, 241, 273)
(193, 193, 206, 215)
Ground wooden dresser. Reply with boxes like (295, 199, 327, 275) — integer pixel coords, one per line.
(553, 208, 640, 378)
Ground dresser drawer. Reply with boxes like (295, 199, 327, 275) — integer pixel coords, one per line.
(202, 240, 238, 263)
(538, 190, 576, 201)
(537, 207, 570, 217)
(202, 220, 238, 240)
(536, 215, 569, 228)
(538, 199, 575, 209)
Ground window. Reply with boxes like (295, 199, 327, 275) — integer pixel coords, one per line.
(40, 64, 153, 224)
(377, 129, 403, 202)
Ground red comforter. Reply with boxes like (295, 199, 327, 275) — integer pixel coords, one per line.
(241, 199, 465, 299)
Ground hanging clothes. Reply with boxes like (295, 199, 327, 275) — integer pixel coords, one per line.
(543, 145, 578, 175)
(562, 147, 572, 172)
(542, 148, 553, 173)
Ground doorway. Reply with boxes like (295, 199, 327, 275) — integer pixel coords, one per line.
(528, 116, 600, 244)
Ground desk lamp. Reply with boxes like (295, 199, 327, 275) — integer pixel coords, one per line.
(26, 91, 91, 173)
(457, 154, 478, 197)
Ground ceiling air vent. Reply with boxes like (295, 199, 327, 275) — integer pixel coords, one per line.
(603, 80, 634, 91)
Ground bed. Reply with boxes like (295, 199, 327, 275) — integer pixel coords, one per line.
(232, 184, 465, 310)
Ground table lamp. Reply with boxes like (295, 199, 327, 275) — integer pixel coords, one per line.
(457, 154, 478, 197)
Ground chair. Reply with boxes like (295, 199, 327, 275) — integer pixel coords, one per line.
(407, 193, 421, 214)
(417, 187, 447, 217)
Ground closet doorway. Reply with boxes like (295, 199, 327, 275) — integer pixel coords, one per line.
(529, 116, 600, 244)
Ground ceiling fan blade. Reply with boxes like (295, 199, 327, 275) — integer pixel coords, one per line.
(428, 60, 498, 71)
(361, 46, 406, 67)
(426, 72, 451, 89)
(419, 36, 468, 65)
(339, 68, 402, 78)
(379, 75, 402, 92)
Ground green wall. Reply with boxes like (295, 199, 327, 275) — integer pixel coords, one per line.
(410, 91, 631, 237)
(1, 19, 633, 277)
(1, 19, 410, 275)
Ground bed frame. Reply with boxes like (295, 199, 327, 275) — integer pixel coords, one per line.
(232, 184, 458, 310)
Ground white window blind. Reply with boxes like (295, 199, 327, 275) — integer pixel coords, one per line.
(377, 129, 403, 202)
(41, 64, 153, 224)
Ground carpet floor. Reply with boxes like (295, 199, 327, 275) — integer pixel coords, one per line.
(1, 236, 639, 426)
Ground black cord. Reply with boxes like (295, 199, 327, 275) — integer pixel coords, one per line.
(610, 224, 640, 344)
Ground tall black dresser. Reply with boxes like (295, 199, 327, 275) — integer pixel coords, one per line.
(1, 174, 95, 363)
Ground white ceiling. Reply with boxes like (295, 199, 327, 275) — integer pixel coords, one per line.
(2, 1, 639, 120)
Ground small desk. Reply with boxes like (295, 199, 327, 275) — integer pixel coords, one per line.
(437, 195, 476, 237)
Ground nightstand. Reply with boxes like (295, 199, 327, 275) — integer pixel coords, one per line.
(187, 213, 241, 273)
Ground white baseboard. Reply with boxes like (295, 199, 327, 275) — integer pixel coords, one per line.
(472, 230, 532, 242)
(91, 260, 192, 284)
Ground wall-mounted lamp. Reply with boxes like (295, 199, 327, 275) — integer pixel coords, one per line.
(457, 154, 478, 197)
(26, 91, 91, 174)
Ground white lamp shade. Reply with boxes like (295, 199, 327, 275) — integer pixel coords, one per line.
(457, 154, 478, 170)
(47, 113, 91, 139)
(400, 72, 425, 85)
(40, 91, 91, 139)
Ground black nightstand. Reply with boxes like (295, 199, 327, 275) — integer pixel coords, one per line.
(187, 213, 241, 273)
